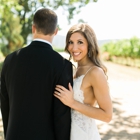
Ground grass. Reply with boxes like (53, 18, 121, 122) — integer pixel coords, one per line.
(53, 47, 65, 52)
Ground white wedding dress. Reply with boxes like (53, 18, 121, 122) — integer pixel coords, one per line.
(70, 72, 101, 140)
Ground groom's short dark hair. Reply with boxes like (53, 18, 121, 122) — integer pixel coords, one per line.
(33, 8, 58, 35)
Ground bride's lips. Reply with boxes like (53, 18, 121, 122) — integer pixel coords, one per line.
(72, 52, 81, 57)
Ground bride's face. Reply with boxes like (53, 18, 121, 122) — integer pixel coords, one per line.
(67, 32, 88, 62)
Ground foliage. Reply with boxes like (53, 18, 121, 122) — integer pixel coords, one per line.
(129, 37, 140, 58)
(0, 0, 97, 56)
(1, 0, 98, 44)
(101, 37, 140, 67)
(0, 62, 3, 73)
(0, 0, 24, 56)
(53, 47, 64, 52)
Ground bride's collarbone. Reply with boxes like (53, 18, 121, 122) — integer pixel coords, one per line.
(75, 64, 95, 78)
(76, 66, 92, 75)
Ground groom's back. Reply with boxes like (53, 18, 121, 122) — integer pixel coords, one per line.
(1, 41, 72, 140)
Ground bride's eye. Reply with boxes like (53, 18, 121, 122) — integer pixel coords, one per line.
(68, 41, 73, 44)
(78, 41, 83, 44)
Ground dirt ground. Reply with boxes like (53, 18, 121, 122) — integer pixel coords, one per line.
(96, 61, 140, 140)
(0, 53, 140, 140)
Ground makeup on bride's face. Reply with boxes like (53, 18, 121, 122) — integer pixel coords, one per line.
(68, 32, 88, 62)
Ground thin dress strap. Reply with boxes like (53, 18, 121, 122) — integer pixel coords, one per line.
(84, 66, 94, 77)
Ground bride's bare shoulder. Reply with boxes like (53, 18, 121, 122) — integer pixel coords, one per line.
(88, 66, 105, 79)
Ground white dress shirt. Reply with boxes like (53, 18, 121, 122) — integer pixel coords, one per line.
(33, 39, 52, 46)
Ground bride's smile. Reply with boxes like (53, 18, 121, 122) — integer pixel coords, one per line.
(68, 32, 89, 63)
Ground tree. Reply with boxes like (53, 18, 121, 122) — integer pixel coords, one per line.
(0, 0, 98, 56)
(15, 0, 98, 44)
(0, 0, 24, 56)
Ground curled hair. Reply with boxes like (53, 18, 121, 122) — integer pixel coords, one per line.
(33, 8, 57, 35)
(65, 23, 107, 76)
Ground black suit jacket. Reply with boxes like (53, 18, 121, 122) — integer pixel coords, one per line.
(0, 41, 73, 140)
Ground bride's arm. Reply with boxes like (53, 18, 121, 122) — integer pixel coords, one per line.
(54, 68, 112, 123)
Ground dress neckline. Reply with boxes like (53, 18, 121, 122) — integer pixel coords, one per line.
(74, 75, 84, 80)
(74, 66, 94, 80)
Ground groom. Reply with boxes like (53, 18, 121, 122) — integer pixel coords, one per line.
(0, 8, 73, 140)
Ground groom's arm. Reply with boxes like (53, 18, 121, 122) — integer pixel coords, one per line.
(53, 60, 73, 140)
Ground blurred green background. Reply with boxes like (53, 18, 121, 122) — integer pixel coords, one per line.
(0, 1, 140, 140)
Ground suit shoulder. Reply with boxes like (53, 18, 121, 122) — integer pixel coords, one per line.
(52, 51, 71, 63)
(6, 46, 28, 56)
(51, 50, 63, 58)
(64, 58, 72, 65)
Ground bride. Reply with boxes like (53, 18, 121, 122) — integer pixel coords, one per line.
(54, 23, 112, 140)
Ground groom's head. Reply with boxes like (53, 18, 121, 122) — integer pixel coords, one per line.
(32, 8, 58, 36)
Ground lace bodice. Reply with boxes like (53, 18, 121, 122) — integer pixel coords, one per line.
(70, 74, 101, 140)
(73, 75, 85, 103)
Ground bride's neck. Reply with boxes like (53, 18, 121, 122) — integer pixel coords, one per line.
(77, 59, 93, 67)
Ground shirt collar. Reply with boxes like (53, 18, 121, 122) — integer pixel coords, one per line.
(33, 39, 52, 46)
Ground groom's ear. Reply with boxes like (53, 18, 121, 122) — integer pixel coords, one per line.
(32, 24, 36, 34)
(54, 27, 58, 36)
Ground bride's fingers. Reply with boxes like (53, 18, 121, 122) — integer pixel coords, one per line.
(54, 94, 61, 100)
(54, 91, 61, 96)
(68, 83, 73, 92)
(54, 91, 61, 99)
(55, 87, 64, 93)
(56, 85, 67, 91)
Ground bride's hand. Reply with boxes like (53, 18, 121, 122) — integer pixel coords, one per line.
(54, 83, 75, 107)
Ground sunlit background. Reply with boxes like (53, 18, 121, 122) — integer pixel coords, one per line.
(56, 0, 140, 40)
(0, 0, 140, 140)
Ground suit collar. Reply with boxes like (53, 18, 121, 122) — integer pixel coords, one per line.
(29, 41, 53, 50)
(33, 39, 52, 46)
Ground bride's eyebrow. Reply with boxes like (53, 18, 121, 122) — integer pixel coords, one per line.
(68, 39, 73, 42)
(77, 39, 83, 41)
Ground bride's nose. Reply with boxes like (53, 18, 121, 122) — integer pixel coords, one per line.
(72, 43, 78, 51)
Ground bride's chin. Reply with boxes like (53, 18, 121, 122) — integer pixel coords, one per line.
(73, 59, 78, 62)
(71, 57, 79, 62)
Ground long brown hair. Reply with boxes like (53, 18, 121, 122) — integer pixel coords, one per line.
(65, 23, 107, 75)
